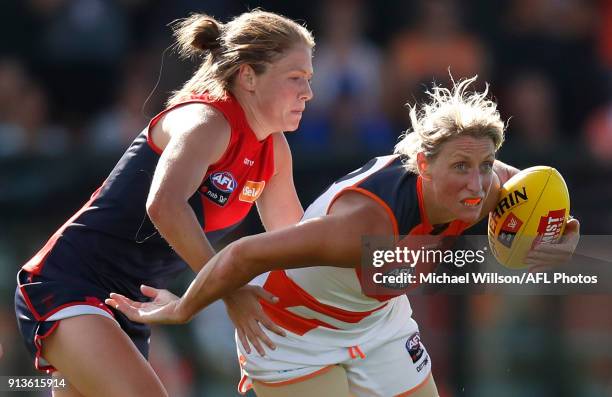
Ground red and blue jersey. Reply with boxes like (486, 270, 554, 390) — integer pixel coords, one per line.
(22, 93, 275, 296)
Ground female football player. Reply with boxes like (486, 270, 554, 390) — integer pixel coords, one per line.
(108, 77, 580, 396)
(16, 10, 314, 397)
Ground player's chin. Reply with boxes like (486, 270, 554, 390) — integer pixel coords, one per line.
(454, 204, 482, 223)
(285, 112, 303, 130)
(283, 121, 301, 132)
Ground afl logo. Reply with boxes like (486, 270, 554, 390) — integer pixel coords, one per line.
(210, 171, 237, 193)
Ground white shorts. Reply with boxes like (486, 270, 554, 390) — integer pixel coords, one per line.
(237, 317, 432, 397)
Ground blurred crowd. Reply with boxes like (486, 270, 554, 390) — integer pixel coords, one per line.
(1, 1, 611, 396)
(1, 0, 610, 161)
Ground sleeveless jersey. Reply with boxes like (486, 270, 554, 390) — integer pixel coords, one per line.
(259, 155, 470, 347)
(22, 93, 275, 293)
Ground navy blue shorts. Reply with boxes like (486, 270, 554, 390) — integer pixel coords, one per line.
(15, 269, 151, 373)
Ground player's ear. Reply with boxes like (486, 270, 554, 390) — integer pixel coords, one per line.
(237, 64, 257, 92)
(416, 152, 431, 180)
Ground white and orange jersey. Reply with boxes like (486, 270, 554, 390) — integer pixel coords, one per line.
(256, 155, 470, 347)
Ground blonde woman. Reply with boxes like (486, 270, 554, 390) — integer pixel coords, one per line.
(109, 77, 580, 397)
(15, 10, 314, 397)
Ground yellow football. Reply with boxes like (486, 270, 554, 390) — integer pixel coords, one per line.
(488, 166, 570, 269)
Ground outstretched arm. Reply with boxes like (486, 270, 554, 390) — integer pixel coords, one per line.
(179, 191, 393, 321)
(106, 191, 394, 324)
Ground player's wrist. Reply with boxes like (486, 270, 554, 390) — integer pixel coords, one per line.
(174, 298, 194, 323)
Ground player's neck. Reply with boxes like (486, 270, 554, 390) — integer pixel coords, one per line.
(232, 90, 274, 141)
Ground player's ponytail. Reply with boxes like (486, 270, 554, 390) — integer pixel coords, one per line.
(172, 14, 224, 59)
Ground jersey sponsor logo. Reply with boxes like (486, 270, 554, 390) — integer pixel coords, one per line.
(243, 157, 255, 166)
(406, 332, 424, 363)
(239, 181, 265, 203)
(210, 171, 237, 193)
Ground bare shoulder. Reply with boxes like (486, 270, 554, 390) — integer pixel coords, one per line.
(152, 103, 230, 152)
(162, 103, 228, 136)
(329, 191, 395, 235)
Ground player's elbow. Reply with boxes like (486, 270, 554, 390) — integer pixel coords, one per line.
(146, 196, 164, 225)
(223, 239, 260, 283)
(146, 192, 178, 225)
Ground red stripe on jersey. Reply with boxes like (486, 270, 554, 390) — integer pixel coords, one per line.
(261, 270, 388, 335)
(22, 186, 103, 275)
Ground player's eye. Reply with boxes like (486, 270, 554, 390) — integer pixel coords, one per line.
(453, 162, 467, 171)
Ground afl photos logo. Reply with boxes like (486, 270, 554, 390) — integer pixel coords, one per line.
(202, 171, 237, 207)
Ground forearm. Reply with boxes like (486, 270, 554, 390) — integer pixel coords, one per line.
(493, 160, 520, 186)
(150, 201, 216, 273)
(172, 196, 391, 320)
(176, 241, 257, 321)
(160, 211, 311, 321)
